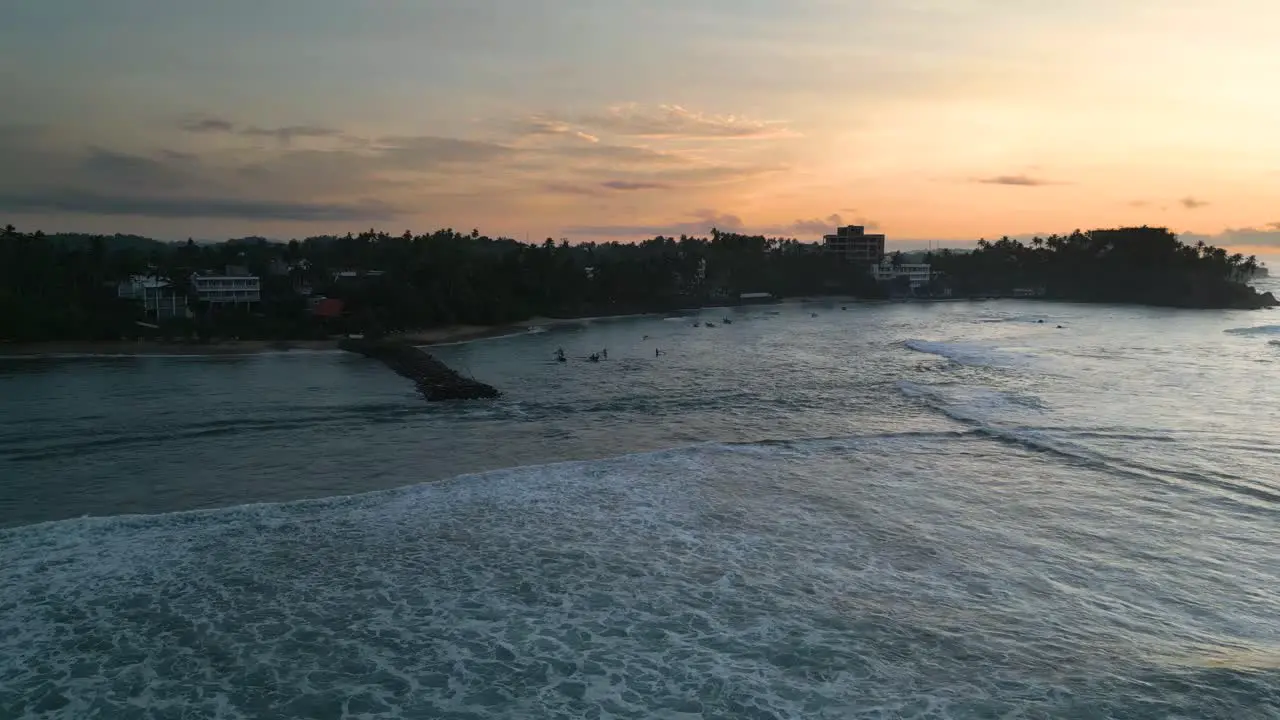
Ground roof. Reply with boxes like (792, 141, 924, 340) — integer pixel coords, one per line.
(124, 275, 170, 288)
(311, 298, 344, 317)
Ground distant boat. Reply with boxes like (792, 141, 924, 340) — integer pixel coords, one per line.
(704, 322, 716, 328)
(722, 318, 732, 324)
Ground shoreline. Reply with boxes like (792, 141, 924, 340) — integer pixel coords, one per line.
(0, 312, 667, 358)
(3, 291, 1270, 358)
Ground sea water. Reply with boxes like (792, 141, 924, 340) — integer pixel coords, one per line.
(2, 298, 1280, 718)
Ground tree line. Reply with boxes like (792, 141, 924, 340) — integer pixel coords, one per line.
(0, 225, 883, 342)
(926, 227, 1272, 308)
(0, 223, 1270, 343)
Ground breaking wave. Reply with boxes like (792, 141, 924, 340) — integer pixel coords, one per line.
(1225, 325, 1280, 336)
(4, 439, 1280, 718)
(903, 339, 1034, 368)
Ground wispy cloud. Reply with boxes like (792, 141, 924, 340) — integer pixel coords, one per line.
(763, 212, 876, 236)
(565, 209, 745, 237)
(1, 113, 765, 225)
(640, 163, 788, 185)
(973, 174, 1059, 187)
(1180, 196, 1210, 209)
(601, 180, 671, 191)
(242, 125, 343, 143)
(180, 116, 342, 145)
(542, 182, 601, 196)
(80, 147, 195, 190)
(563, 208, 868, 240)
(372, 135, 517, 167)
(565, 104, 798, 141)
(0, 189, 396, 221)
(514, 116, 600, 143)
(1181, 226, 1280, 250)
(548, 143, 686, 166)
(181, 117, 236, 134)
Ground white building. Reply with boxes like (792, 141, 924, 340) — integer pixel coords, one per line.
(117, 275, 189, 319)
(870, 262, 936, 290)
(192, 271, 261, 305)
(332, 269, 385, 282)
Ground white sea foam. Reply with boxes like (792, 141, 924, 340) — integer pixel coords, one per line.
(6, 300, 1280, 718)
(3, 441, 1277, 718)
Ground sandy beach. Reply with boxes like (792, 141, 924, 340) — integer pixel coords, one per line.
(0, 312, 665, 357)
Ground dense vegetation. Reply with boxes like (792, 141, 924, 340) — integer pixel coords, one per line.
(0, 223, 1270, 344)
(0, 224, 881, 342)
(927, 227, 1275, 309)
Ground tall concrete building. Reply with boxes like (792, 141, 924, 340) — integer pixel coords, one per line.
(822, 225, 885, 264)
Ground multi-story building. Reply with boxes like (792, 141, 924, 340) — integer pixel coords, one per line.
(192, 267, 261, 305)
(870, 262, 937, 291)
(117, 275, 189, 320)
(822, 225, 886, 264)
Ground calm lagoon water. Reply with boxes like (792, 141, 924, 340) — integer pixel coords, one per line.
(2, 297, 1280, 718)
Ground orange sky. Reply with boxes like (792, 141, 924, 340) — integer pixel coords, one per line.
(1, 0, 1277, 252)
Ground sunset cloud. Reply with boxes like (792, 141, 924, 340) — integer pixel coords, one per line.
(569, 104, 798, 141)
(563, 209, 872, 240)
(3, 1, 1278, 245)
(973, 175, 1060, 187)
(764, 213, 877, 236)
(0, 188, 395, 221)
(601, 181, 671, 191)
(542, 182, 601, 196)
(513, 116, 600, 144)
(179, 116, 343, 145)
(1181, 226, 1280, 250)
(565, 209, 746, 237)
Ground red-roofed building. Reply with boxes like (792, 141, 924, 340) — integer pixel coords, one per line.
(310, 297, 344, 318)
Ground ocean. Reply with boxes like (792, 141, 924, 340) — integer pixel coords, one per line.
(2, 294, 1280, 719)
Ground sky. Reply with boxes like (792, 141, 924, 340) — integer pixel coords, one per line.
(1, 0, 1278, 253)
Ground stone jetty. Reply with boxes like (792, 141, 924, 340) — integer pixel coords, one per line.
(338, 337, 500, 401)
